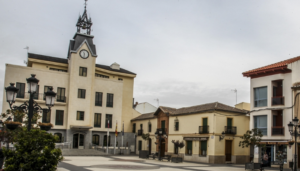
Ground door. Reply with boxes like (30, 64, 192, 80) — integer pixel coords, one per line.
(298, 144, 300, 168)
(160, 139, 165, 157)
(227, 118, 233, 133)
(161, 120, 165, 129)
(73, 133, 84, 149)
(148, 138, 152, 154)
(225, 140, 232, 161)
(138, 141, 142, 151)
(203, 118, 208, 133)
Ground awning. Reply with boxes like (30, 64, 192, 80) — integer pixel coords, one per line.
(183, 137, 209, 141)
(70, 125, 93, 130)
(258, 142, 289, 145)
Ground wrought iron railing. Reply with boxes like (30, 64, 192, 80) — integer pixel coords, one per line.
(224, 126, 237, 134)
(199, 126, 209, 134)
(272, 96, 284, 105)
(272, 127, 284, 136)
(156, 128, 167, 135)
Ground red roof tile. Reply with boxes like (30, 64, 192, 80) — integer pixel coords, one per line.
(243, 56, 300, 77)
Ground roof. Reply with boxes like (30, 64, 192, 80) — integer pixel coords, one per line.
(243, 56, 300, 77)
(131, 112, 155, 121)
(155, 102, 248, 116)
(28, 53, 136, 75)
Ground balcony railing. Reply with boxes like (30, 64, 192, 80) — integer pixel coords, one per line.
(224, 126, 237, 134)
(138, 129, 143, 136)
(156, 128, 167, 135)
(272, 127, 284, 136)
(272, 96, 284, 106)
(199, 126, 209, 134)
(56, 96, 66, 102)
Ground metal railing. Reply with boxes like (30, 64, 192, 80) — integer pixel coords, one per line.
(56, 96, 66, 103)
(272, 127, 284, 136)
(199, 126, 209, 134)
(17, 93, 67, 103)
(156, 128, 167, 135)
(138, 129, 143, 136)
(272, 96, 284, 105)
(55, 141, 72, 149)
(224, 126, 237, 134)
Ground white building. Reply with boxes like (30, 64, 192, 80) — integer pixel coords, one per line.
(243, 56, 300, 168)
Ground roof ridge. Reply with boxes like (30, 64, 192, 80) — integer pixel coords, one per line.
(176, 102, 217, 110)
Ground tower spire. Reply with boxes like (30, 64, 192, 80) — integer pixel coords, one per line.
(76, 0, 92, 35)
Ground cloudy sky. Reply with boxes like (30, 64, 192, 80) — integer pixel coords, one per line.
(1, 0, 300, 109)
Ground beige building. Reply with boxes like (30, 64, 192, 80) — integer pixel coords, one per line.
(1, 5, 139, 149)
(131, 102, 250, 164)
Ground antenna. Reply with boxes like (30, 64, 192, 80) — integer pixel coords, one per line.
(154, 98, 159, 107)
(231, 89, 237, 105)
(84, 0, 88, 8)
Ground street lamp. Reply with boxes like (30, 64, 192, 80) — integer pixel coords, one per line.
(219, 131, 225, 141)
(288, 117, 300, 171)
(155, 128, 167, 161)
(5, 74, 56, 131)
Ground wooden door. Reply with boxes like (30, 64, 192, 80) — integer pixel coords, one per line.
(225, 140, 232, 161)
(73, 134, 78, 149)
(160, 139, 165, 157)
(149, 139, 152, 154)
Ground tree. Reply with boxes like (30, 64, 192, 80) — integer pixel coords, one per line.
(141, 133, 150, 150)
(171, 140, 185, 157)
(3, 128, 63, 171)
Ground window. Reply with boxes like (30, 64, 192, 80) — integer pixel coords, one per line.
(79, 67, 87, 76)
(54, 133, 62, 143)
(95, 92, 102, 106)
(33, 85, 39, 99)
(118, 78, 123, 81)
(94, 113, 101, 127)
(203, 118, 208, 133)
(199, 141, 207, 156)
(254, 115, 267, 135)
(92, 135, 99, 145)
(186, 141, 192, 155)
(42, 109, 51, 123)
(16, 82, 25, 98)
(138, 141, 142, 151)
(57, 87, 65, 102)
(105, 114, 112, 128)
(44, 86, 52, 100)
(148, 122, 152, 132)
(132, 123, 136, 133)
(140, 124, 143, 130)
(103, 135, 111, 146)
(55, 110, 64, 125)
(106, 93, 114, 107)
(174, 118, 179, 131)
(77, 111, 84, 120)
(254, 87, 267, 107)
(95, 73, 109, 79)
(50, 68, 67, 72)
(78, 89, 86, 99)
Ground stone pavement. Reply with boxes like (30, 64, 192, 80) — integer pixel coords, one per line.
(57, 156, 295, 171)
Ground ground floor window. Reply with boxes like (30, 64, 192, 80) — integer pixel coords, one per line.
(276, 144, 287, 163)
(103, 135, 111, 146)
(186, 141, 192, 155)
(199, 141, 207, 156)
(92, 135, 100, 145)
(138, 141, 142, 151)
(259, 144, 287, 167)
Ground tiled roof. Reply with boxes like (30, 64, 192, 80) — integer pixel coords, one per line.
(154, 102, 247, 117)
(28, 53, 136, 75)
(243, 56, 300, 76)
(131, 112, 155, 121)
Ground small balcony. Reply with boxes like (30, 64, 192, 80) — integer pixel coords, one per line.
(199, 126, 209, 134)
(224, 126, 237, 134)
(56, 96, 66, 103)
(272, 96, 284, 106)
(156, 128, 167, 135)
(272, 127, 284, 136)
(138, 129, 143, 136)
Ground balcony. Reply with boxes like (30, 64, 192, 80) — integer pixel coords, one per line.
(199, 126, 209, 134)
(272, 96, 284, 106)
(224, 126, 237, 134)
(156, 128, 167, 135)
(56, 96, 66, 103)
(272, 127, 284, 136)
(138, 129, 143, 136)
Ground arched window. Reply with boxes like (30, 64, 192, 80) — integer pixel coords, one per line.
(54, 133, 62, 143)
(174, 118, 179, 131)
(92, 135, 100, 145)
(148, 121, 152, 132)
(103, 135, 111, 146)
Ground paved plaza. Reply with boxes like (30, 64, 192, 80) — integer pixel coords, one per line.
(57, 156, 294, 171)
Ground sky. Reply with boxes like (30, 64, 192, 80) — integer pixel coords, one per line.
(1, 0, 300, 110)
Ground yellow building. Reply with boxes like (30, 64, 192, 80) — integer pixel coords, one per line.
(131, 102, 250, 164)
(1, 5, 138, 149)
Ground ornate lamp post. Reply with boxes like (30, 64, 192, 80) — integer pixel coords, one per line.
(288, 117, 300, 171)
(5, 74, 56, 131)
(155, 128, 167, 161)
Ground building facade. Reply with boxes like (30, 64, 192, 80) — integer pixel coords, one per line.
(131, 102, 250, 164)
(1, 5, 139, 150)
(243, 56, 300, 168)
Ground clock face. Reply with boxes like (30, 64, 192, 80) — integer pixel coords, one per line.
(79, 50, 89, 59)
